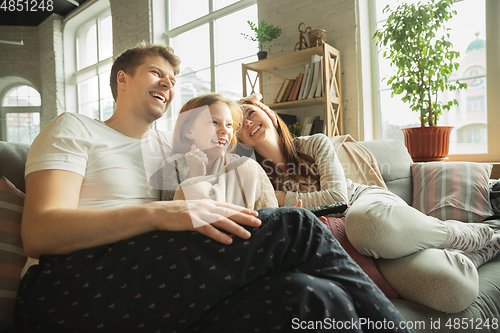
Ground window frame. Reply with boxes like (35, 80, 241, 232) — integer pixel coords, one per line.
(0, 83, 41, 142)
(367, 0, 500, 162)
(155, 0, 257, 131)
(63, 1, 113, 120)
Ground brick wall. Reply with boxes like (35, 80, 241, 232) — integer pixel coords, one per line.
(0, 26, 41, 89)
(38, 14, 65, 128)
(109, 0, 152, 58)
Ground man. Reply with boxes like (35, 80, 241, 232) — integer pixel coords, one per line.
(21, 43, 260, 259)
(15, 43, 411, 332)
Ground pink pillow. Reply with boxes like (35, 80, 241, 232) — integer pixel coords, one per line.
(411, 162, 493, 222)
(322, 215, 399, 299)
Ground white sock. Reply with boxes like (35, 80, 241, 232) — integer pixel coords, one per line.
(460, 234, 500, 268)
(441, 220, 493, 253)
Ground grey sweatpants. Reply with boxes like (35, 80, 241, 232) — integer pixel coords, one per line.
(345, 186, 478, 313)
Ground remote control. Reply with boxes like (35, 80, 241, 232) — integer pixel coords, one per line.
(306, 202, 348, 217)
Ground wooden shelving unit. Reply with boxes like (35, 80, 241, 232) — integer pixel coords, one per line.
(242, 43, 343, 136)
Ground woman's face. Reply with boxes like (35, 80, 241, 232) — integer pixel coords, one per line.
(186, 101, 234, 158)
(237, 104, 276, 147)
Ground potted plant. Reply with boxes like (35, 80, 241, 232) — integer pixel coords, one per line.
(373, 0, 467, 161)
(242, 20, 282, 60)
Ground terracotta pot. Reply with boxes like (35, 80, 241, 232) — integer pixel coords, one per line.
(401, 126, 453, 162)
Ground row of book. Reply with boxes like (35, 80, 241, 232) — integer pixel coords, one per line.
(274, 54, 326, 103)
(278, 113, 325, 137)
(301, 116, 324, 136)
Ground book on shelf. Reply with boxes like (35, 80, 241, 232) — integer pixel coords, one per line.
(297, 63, 310, 100)
(307, 55, 323, 100)
(288, 73, 304, 102)
(301, 116, 319, 136)
(281, 79, 296, 102)
(300, 54, 321, 100)
(310, 119, 324, 134)
(286, 75, 299, 102)
(301, 123, 313, 137)
(275, 79, 290, 103)
(314, 57, 324, 98)
(277, 113, 297, 128)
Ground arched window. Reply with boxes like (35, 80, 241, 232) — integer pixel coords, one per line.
(1, 85, 41, 144)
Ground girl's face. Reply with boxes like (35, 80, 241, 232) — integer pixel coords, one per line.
(185, 101, 234, 158)
(238, 104, 277, 147)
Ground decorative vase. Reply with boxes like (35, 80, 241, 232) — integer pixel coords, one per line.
(257, 51, 267, 60)
(401, 126, 453, 162)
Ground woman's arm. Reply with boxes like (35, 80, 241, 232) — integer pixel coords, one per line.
(283, 134, 349, 208)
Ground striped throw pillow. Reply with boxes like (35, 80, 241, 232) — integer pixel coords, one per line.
(0, 177, 26, 331)
(411, 162, 493, 222)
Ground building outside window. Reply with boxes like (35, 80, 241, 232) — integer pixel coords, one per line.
(370, 0, 499, 160)
(1, 85, 41, 144)
(159, 0, 258, 130)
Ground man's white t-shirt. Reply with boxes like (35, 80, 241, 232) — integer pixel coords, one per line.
(25, 112, 172, 209)
(23, 112, 172, 275)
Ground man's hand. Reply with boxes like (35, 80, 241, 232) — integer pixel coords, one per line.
(185, 145, 208, 178)
(150, 199, 262, 244)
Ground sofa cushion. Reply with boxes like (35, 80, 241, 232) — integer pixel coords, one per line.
(412, 162, 494, 222)
(0, 141, 30, 194)
(0, 177, 26, 332)
(359, 140, 413, 205)
(330, 135, 387, 189)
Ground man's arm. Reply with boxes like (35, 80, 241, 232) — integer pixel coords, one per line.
(22, 169, 261, 258)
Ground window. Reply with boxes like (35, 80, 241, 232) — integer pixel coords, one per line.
(458, 124, 487, 145)
(1, 85, 41, 144)
(369, 0, 500, 162)
(70, 11, 113, 120)
(160, 0, 258, 130)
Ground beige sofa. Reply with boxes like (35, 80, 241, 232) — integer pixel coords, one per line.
(1, 139, 499, 333)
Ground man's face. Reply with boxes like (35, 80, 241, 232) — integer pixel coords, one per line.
(123, 55, 176, 121)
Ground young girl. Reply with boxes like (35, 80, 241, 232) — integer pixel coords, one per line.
(236, 93, 500, 314)
(157, 93, 277, 209)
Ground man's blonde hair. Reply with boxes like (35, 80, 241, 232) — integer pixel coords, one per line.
(110, 41, 181, 101)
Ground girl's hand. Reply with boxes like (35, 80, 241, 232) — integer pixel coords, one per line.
(185, 145, 208, 178)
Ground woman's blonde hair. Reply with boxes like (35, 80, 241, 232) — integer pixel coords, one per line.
(172, 94, 242, 154)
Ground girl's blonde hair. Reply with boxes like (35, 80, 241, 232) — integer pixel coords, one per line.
(172, 94, 242, 154)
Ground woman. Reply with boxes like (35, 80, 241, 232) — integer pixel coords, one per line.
(236, 93, 500, 313)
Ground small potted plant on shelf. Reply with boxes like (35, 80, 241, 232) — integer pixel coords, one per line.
(373, 0, 467, 161)
(242, 20, 282, 60)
